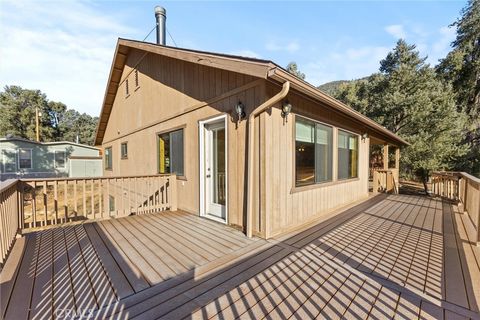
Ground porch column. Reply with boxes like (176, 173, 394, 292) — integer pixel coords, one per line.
(383, 144, 389, 169)
(395, 147, 400, 170)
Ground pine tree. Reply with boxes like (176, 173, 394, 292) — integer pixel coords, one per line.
(436, 0, 480, 176)
(0, 86, 98, 145)
(286, 62, 306, 80)
(336, 40, 468, 185)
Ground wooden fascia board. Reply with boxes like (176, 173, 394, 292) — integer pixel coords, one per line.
(94, 42, 130, 146)
(119, 39, 271, 79)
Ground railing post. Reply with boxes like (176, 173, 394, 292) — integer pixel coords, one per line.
(169, 175, 177, 211)
(373, 170, 379, 194)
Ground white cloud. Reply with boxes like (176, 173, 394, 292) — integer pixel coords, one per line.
(385, 24, 407, 39)
(305, 46, 390, 86)
(0, 0, 139, 116)
(229, 50, 262, 58)
(433, 26, 455, 54)
(265, 40, 300, 53)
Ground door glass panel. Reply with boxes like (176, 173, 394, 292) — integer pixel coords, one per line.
(213, 127, 225, 205)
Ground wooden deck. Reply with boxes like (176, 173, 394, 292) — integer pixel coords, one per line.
(1, 194, 480, 319)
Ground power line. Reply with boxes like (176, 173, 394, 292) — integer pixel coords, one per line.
(143, 24, 157, 42)
(167, 28, 178, 47)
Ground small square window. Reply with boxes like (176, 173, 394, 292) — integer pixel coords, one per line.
(121, 142, 128, 159)
(54, 151, 66, 168)
(105, 147, 112, 170)
(18, 149, 32, 169)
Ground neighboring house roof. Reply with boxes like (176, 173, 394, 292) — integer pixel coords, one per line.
(0, 137, 100, 151)
(95, 38, 408, 146)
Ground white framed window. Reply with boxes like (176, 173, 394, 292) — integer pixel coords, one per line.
(295, 116, 333, 186)
(2, 148, 17, 173)
(54, 150, 66, 168)
(338, 130, 359, 180)
(18, 148, 32, 169)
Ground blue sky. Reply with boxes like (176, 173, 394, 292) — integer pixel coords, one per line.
(0, 0, 467, 116)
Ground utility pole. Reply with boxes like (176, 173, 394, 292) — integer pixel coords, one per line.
(35, 107, 40, 142)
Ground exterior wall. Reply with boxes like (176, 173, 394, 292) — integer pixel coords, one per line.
(101, 49, 264, 228)
(255, 83, 370, 238)
(0, 140, 100, 180)
(101, 49, 377, 237)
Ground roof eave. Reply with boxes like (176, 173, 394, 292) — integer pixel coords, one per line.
(267, 68, 409, 147)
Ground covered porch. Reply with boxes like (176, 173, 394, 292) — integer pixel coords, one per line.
(370, 136, 402, 194)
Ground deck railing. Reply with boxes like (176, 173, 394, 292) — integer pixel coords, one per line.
(0, 180, 21, 267)
(0, 174, 177, 267)
(431, 171, 480, 244)
(373, 169, 398, 194)
(19, 174, 177, 229)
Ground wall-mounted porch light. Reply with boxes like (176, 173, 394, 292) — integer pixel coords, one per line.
(281, 100, 292, 121)
(234, 101, 246, 123)
(362, 132, 369, 141)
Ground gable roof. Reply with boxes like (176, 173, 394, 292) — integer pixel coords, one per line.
(95, 38, 408, 146)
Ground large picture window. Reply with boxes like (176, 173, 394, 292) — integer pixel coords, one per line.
(295, 117, 333, 186)
(158, 129, 184, 176)
(18, 149, 32, 169)
(338, 130, 359, 180)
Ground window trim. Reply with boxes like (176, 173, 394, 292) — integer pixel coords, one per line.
(54, 150, 66, 168)
(294, 115, 334, 187)
(120, 142, 128, 160)
(156, 124, 187, 179)
(337, 128, 360, 181)
(2, 148, 17, 173)
(104, 146, 113, 170)
(18, 148, 33, 169)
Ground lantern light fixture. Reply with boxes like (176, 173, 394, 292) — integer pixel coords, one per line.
(281, 100, 292, 119)
(235, 101, 246, 122)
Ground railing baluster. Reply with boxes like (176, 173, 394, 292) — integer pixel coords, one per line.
(32, 181, 37, 228)
(43, 180, 47, 226)
(74, 179, 78, 219)
(54, 180, 58, 225)
(64, 180, 68, 222)
(91, 179, 95, 219)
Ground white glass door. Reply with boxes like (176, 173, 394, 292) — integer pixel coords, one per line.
(200, 117, 227, 222)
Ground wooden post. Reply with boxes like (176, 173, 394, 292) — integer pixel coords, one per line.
(383, 144, 389, 170)
(170, 175, 178, 211)
(35, 107, 40, 142)
(395, 148, 400, 170)
(373, 170, 379, 194)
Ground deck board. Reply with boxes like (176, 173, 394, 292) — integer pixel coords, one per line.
(2, 195, 480, 320)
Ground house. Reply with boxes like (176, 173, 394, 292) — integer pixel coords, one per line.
(0, 137, 102, 180)
(95, 38, 408, 239)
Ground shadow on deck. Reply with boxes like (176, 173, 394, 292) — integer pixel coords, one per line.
(1, 194, 479, 319)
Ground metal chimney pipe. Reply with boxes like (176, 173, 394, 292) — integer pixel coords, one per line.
(155, 6, 166, 45)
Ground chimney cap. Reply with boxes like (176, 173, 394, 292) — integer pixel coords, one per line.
(154, 6, 166, 16)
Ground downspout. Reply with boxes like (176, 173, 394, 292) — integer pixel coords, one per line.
(246, 80, 290, 238)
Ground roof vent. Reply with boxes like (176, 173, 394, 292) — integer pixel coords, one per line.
(155, 6, 166, 45)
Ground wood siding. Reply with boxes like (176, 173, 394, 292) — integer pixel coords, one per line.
(256, 83, 370, 238)
(101, 49, 264, 228)
(102, 50, 373, 237)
